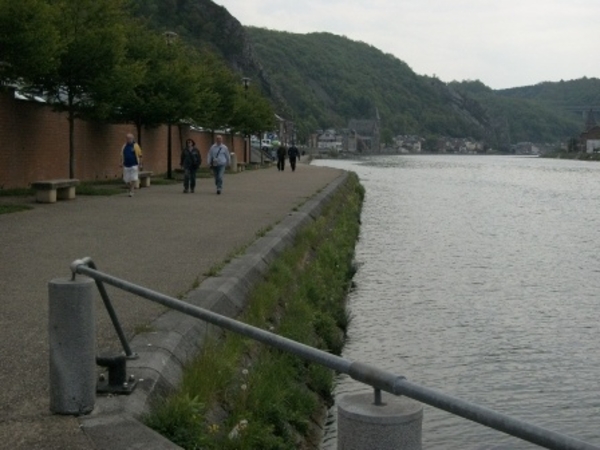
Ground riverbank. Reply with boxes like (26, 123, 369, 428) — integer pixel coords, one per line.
(145, 173, 364, 448)
(540, 150, 600, 160)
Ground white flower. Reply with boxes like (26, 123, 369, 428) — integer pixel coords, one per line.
(228, 419, 249, 439)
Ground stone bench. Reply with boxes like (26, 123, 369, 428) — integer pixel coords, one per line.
(31, 179, 80, 203)
(236, 163, 247, 172)
(136, 171, 153, 188)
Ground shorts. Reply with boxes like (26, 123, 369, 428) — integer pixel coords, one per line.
(123, 165, 139, 183)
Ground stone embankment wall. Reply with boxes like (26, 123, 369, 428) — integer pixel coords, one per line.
(0, 91, 245, 189)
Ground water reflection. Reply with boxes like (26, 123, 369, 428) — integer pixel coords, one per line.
(313, 155, 600, 449)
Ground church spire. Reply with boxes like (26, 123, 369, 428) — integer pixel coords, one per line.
(585, 109, 596, 130)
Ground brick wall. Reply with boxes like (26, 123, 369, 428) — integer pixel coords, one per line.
(0, 91, 244, 189)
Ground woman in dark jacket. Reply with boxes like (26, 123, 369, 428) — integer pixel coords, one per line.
(180, 138, 201, 193)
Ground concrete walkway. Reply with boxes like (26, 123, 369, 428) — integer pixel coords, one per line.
(0, 163, 344, 450)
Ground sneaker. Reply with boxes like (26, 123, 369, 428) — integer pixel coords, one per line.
(217, 189, 221, 195)
(128, 191, 133, 197)
(183, 189, 188, 193)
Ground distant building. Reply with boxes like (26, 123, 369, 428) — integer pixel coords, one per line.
(435, 137, 485, 154)
(512, 142, 540, 155)
(345, 116, 381, 153)
(316, 129, 343, 151)
(275, 113, 295, 145)
(580, 126, 600, 153)
(585, 109, 597, 131)
(393, 135, 422, 153)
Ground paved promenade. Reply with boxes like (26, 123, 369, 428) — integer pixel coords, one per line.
(0, 162, 344, 450)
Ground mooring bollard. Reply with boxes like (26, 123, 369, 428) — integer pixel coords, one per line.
(48, 277, 96, 415)
(337, 391, 423, 450)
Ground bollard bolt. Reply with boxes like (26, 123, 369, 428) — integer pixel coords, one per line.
(96, 355, 137, 395)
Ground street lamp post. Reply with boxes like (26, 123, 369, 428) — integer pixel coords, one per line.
(242, 77, 250, 164)
(164, 31, 178, 179)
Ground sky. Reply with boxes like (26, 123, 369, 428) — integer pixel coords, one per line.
(214, 0, 600, 90)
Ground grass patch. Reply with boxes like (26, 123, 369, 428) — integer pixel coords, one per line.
(255, 225, 272, 238)
(0, 188, 34, 197)
(0, 204, 33, 215)
(145, 173, 364, 449)
(78, 182, 123, 196)
(134, 323, 156, 334)
(203, 243, 252, 277)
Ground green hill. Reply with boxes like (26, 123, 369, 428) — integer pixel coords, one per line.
(449, 80, 582, 146)
(496, 77, 600, 110)
(129, 0, 589, 149)
(246, 28, 497, 143)
(246, 27, 585, 147)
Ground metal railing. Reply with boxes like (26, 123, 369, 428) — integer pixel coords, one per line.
(71, 257, 599, 450)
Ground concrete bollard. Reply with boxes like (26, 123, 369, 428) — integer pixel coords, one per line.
(230, 152, 238, 172)
(337, 392, 423, 450)
(48, 277, 96, 415)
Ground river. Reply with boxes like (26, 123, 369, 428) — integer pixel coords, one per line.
(312, 155, 600, 449)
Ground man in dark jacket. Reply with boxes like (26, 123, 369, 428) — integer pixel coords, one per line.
(180, 138, 201, 193)
(276, 143, 287, 171)
(287, 143, 300, 172)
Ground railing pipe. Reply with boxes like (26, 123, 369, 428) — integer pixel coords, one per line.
(72, 261, 351, 374)
(72, 258, 135, 358)
(71, 259, 600, 450)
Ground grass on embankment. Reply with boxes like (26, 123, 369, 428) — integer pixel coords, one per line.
(144, 173, 365, 449)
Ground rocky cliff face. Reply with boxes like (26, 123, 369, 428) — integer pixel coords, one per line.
(130, 0, 286, 108)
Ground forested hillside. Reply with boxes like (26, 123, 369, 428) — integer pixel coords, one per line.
(246, 28, 496, 143)
(450, 81, 582, 145)
(126, 1, 591, 148)
(246, 27, 588, 147)
(497, 77, 600, 109)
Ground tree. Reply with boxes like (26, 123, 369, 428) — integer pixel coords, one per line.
(42, 0, 129, 179)
(115, 25, 202, 141)
(198, 56, 239, 133)
(229, 83, 275, 161)
(230, 84, 275, 137)
(0, 0, 60, 84)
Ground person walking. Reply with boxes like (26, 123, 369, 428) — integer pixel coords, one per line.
(276, 143, 287, 171)
(180, 138, 201, 193)
(287, 143, 300, 172)
(120, 133, 143, 197)
(207, 134, 230, 195)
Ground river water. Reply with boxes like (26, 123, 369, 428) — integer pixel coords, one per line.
(312, 155, 600, 449)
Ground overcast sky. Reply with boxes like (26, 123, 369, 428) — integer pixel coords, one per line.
(215, 0, 600, 90)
